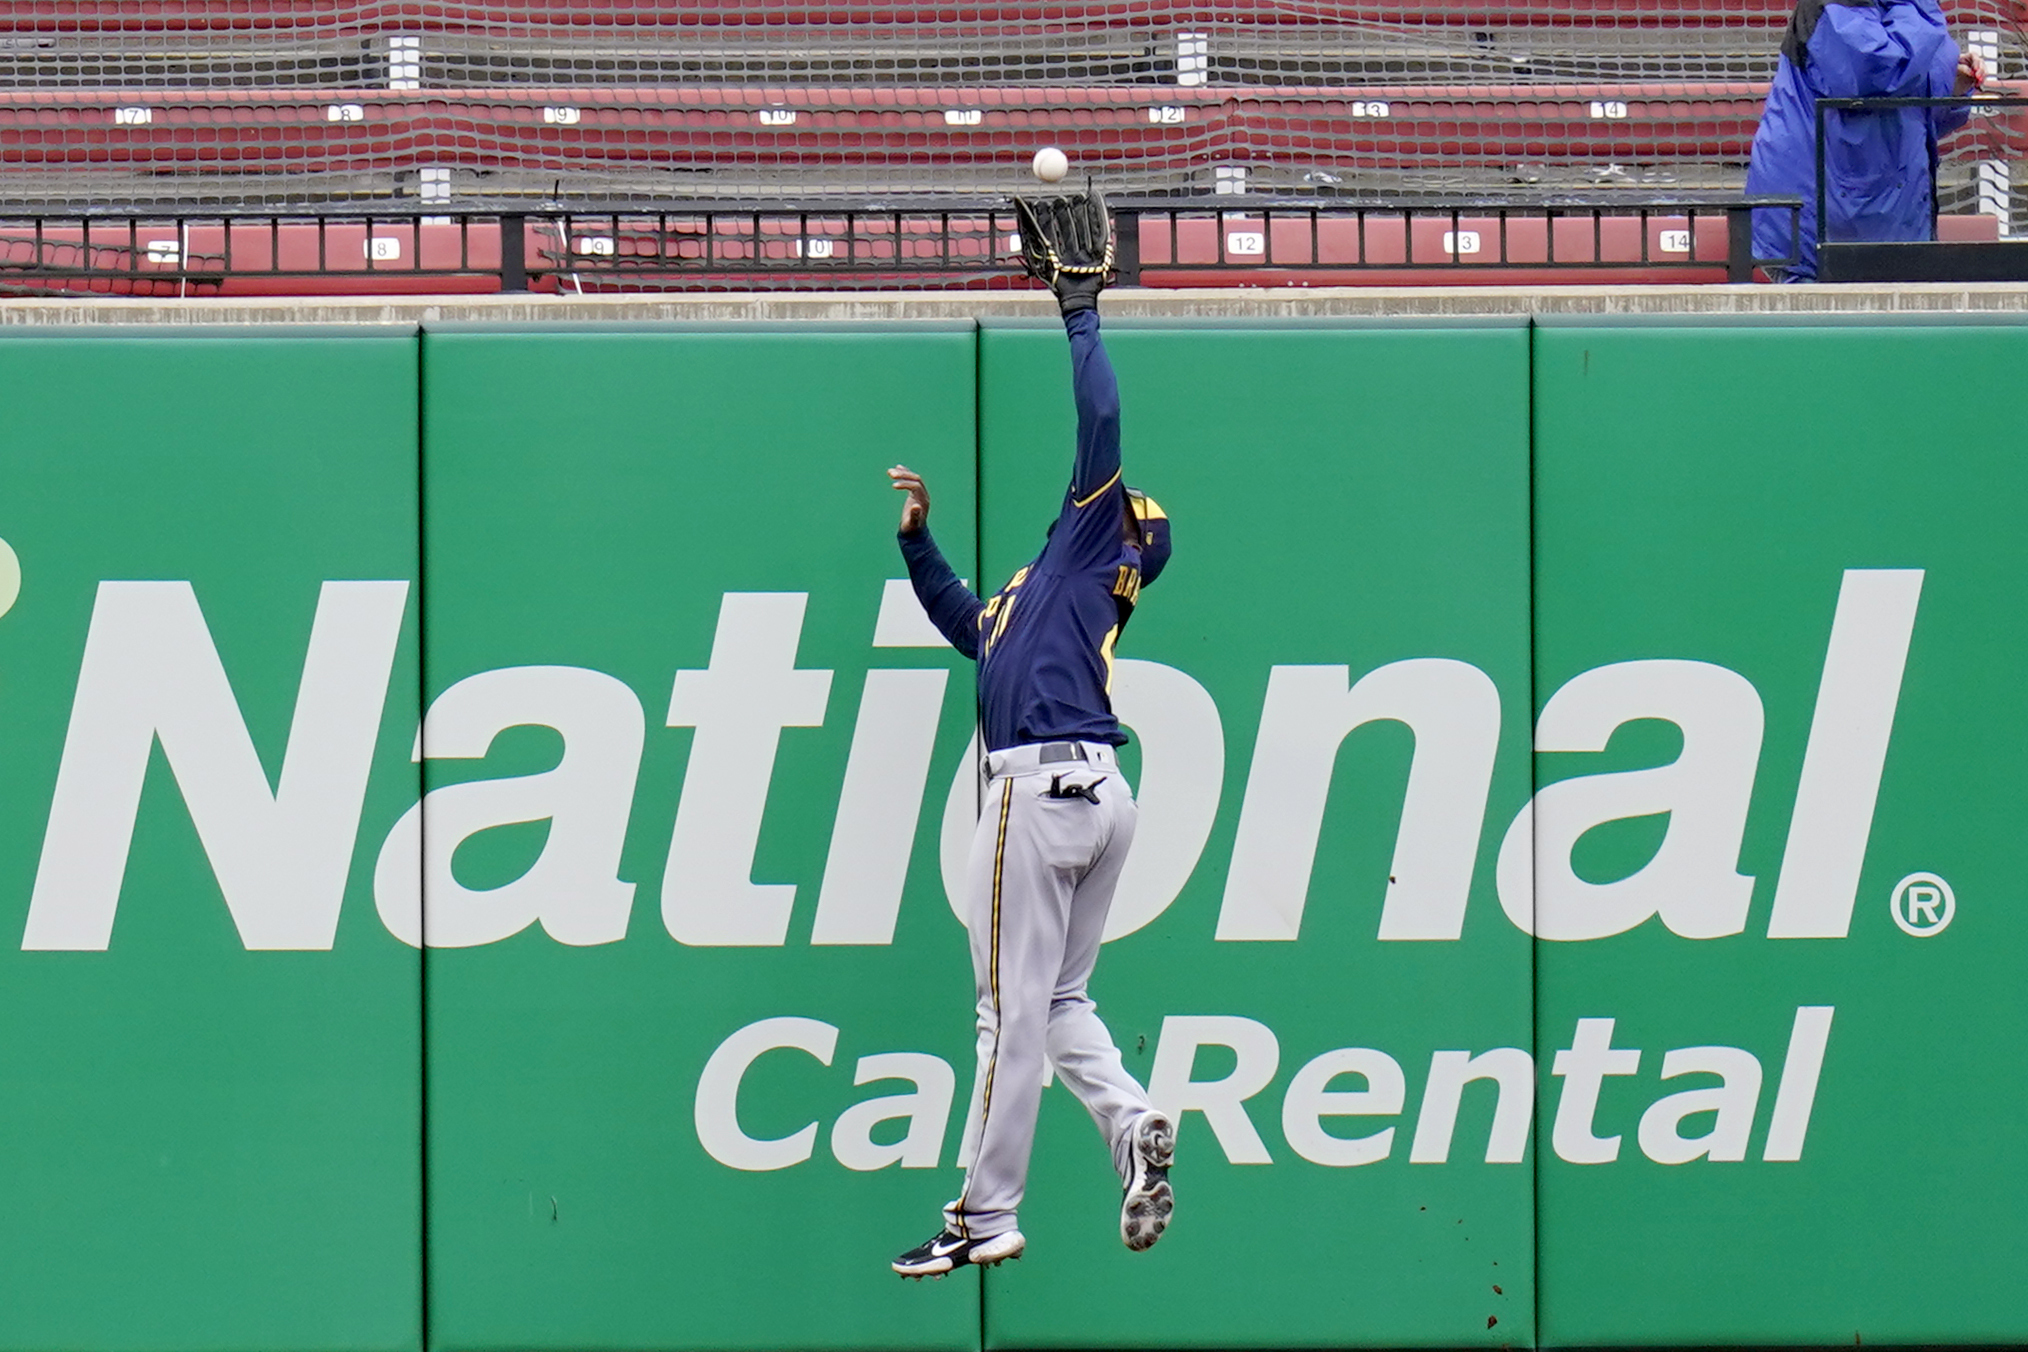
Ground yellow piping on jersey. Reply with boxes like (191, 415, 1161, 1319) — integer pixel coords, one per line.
(1072, 467, 1123, 509)
(1100, 624, 1120, 693)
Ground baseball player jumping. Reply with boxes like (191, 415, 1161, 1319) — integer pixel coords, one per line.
(885, 190, 1176, 1280)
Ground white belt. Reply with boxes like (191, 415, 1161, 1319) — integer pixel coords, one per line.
(987, 740, 1119, 779)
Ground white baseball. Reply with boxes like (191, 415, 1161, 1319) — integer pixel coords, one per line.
(1032, 147, 1069, 183)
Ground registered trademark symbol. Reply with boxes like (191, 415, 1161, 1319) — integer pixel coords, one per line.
(1890, 872, 1954, 936)
(0, 536, 17, 621)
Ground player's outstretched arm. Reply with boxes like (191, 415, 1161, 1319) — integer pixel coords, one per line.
(1065, 308, 1121, 506)
(1016, 189, 1129, 566)
(1015, 190, 1122, 506)
(889, 464, 984, 660)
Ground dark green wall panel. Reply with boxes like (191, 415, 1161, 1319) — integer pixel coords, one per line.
(419, 329, 981, 1352)
(1530, 324, 2028, 1345)
(0, 334, 423, 1352)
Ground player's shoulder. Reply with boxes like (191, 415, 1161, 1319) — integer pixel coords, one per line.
(1068, 468, 1124, 511)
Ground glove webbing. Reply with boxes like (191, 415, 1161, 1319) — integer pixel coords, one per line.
(1041, 236, 1115, 284)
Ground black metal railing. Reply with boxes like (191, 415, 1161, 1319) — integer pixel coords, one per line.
(0, 197, 1804, 295)
(1121, 197, 1799, 282)
(511, 203, 1024, 289)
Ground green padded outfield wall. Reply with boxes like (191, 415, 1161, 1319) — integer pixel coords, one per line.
(974, 321, 1536, 1348)
(0, 318, 2024, 1352)
(1529, 323, 2028, 1346)
(417, 326, 984, 1352)
(0, 332, 423, 1352)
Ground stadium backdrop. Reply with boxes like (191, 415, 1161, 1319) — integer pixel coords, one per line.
(0, 317, 2021, 1350)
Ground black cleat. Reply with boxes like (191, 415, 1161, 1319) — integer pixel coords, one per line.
(892, 1227, 1026, 1279)
(1121, 1111, 1174, 1252)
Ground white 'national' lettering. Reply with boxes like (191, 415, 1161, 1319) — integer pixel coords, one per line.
(663, 593, 833, 946)
(1768, 570, 1924, 938)
(1217, 658, 1500, 942)
(812, 581, 952, 945)
(373, 665, 644, 948)
(809, 667, 946, 944)
(1498, 660, 1763, 941)
(25, 572, 1922, 954)
(1100, 658, 1225, 939)
(25, 580, 408, 952)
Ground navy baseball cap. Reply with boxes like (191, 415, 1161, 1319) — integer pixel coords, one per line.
(1126, 488, 1171, 586)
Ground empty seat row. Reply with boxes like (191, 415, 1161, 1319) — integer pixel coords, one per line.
(4, 0, 1804, 37)
(0, 27, 1798, 90)
(0, 83, 1790, 171)
(8, 82, 2019, 206)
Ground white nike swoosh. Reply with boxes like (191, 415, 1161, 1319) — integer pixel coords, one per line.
(930, 1238, 965, 1257)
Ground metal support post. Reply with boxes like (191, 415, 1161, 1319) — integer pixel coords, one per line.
(500, 214, 528, 291)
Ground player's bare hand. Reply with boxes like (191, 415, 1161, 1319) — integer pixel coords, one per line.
(889, 465, 932, 534)
(1954, 49, 1987, 95)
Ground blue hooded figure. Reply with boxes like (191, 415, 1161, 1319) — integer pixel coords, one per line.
(1745, 0, 1973, 280)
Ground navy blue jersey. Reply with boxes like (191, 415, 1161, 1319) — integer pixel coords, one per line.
(898, 309, 1144, 751)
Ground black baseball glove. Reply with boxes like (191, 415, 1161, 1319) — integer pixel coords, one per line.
(1014, 189, 1115, 316)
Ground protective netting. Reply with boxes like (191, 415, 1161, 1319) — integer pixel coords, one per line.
(0, 1, 2021, 222)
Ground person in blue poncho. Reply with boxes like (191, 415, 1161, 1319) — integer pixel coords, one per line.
(1746, 0, 1987, 280)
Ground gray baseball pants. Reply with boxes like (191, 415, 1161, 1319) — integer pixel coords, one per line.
(944, 740, 1156, 1240)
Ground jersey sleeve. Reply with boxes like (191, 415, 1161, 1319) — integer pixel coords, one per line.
(1065, 308, 1121, 503)
(898, 527, 983, 660)
(1043, 308, 1130, 573)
